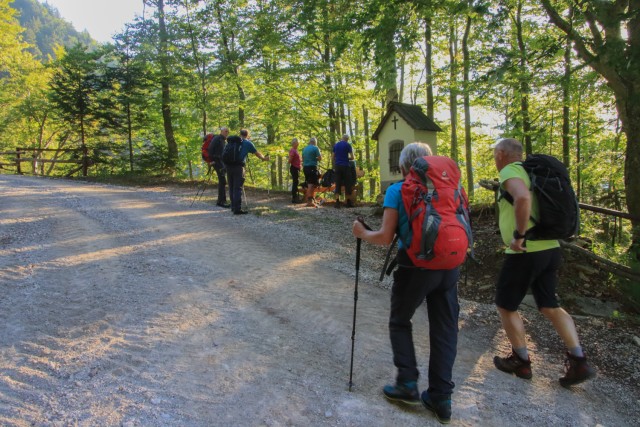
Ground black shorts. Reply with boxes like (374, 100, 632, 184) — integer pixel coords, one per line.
(303, 166, 319, 186)
(495, 248, 562, 311)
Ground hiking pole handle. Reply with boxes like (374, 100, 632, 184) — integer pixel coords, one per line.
(354, 217, 370, 271)
(356, 216, 372, 231)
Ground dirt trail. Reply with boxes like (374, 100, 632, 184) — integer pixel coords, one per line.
(0, 175, 637, 426)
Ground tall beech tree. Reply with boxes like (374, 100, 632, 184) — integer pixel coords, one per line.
(143, 0, 179, 169)
(540, 0, 640, 263)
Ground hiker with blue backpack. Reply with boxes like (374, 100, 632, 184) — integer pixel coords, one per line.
(491, 138, 595, 387)
(352, 142, 472, 424)
(222, 129, 270, 215)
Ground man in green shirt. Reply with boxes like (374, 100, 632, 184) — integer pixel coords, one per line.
(492, 138, 595, 387)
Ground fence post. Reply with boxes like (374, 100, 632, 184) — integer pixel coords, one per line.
(82, 145, 88, 177)
(16, 148, 22, 175)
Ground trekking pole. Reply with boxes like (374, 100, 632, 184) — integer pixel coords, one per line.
(379, 235, 399, 281)
(190, 168, 213, 207)
(349, 215, 371, 392)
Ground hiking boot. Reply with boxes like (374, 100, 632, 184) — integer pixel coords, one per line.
(346, 199, 354, 208)
(493, 350, 532, 379)
(233, 210, 248, 215)
(559, 352, 596, 388)
(382, 381, 420, 405)
(217, 202, 231, 208)
(334, 200, 342, 209)
(421, 391, 452, 424)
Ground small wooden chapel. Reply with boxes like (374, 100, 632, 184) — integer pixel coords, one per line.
(372, 101, 442, 192)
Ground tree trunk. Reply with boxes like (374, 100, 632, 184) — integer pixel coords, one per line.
(462, 12, 473, 200)
(339, 100, 347, 136)
(448, 21, 458, 163)
(127, 102, 133, 172)
(183, 0, 207, 135)
(267, 124, 276, 189)
(157, 0, 178, 168)
(561, 25, 572, 167)
(576, 94, 582, 201)
(424, 16, 434, 120)
(237, 82, 245, 128)
(399, 54, 405, 103)
(515, 1, 532, 155)
(363, 106, 376, 197)
(80, 114, 87, 177)
(623, 99, 640, 262)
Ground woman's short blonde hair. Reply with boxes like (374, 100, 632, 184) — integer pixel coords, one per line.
(399, 142, 433, 175)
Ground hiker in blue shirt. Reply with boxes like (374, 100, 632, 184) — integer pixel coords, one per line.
(332, 134, 354, 208)
(352, 142, 459, 424)
(302, 137, 322, 206)
(226, 129, 269, 215)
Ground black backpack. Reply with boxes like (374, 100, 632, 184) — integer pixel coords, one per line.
(500, 154, 579, 240)
(321, 169, 335, 187)
(222, 136, 244, 166)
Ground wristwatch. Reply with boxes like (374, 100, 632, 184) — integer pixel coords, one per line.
(513, 230, 526, 240)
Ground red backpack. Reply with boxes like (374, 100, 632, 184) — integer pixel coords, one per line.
(401, 156, 473, 270)
(201, 133, 215, 163)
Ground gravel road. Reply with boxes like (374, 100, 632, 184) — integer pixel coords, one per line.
(0, 175, 638, 426)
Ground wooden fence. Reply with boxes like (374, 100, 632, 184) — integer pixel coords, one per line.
(0, 147, 90, 177)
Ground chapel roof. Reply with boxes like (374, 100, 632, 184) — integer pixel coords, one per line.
(372, 101, 442, 140)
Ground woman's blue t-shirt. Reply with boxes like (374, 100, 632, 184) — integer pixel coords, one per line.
(383, 181, 411, 249)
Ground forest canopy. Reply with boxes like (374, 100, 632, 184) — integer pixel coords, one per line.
(1, 0, 639, 272)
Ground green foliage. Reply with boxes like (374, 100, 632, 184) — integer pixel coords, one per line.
(11, 0, 94, 61)
(3, 0, 637, 274)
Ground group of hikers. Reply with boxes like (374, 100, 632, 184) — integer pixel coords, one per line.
(204, 129, 596, 424)
(206, 127, 270, 215)
(351, 139, 595, 424)
(287, 133, 358, 208)
(205, 127, 358, 211)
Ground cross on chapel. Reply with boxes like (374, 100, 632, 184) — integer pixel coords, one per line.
(392, 115, 399, 129)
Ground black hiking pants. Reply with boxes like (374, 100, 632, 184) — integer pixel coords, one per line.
(226, 164, 245, 213)
(212, 159, 227, 204)
(390, 250, 460, 399)
(290, 165, 300, 201)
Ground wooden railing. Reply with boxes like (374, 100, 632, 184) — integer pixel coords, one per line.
(0, 147, 91, 176)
